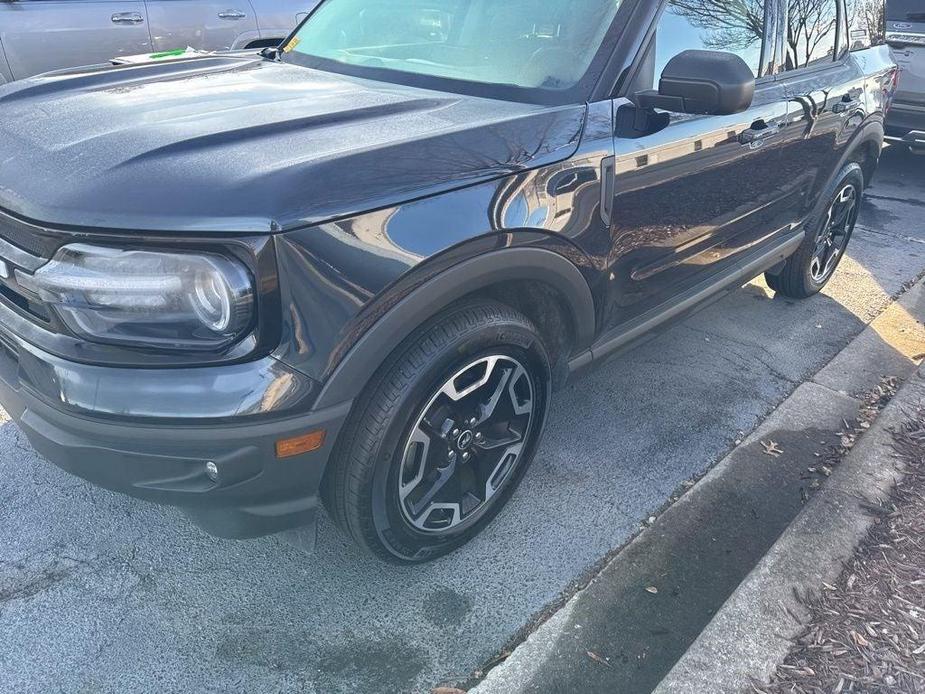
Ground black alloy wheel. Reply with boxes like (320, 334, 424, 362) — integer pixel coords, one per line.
(397, 354, 536, 533)
(765, 162, 864, 299)
(323, 300, 551, 564)
(808, 182, 858, 285)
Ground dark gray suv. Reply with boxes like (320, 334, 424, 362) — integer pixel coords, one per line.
(0, 0, 897, 563)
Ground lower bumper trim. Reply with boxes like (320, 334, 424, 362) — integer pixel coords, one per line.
(0, 363, 351, 539)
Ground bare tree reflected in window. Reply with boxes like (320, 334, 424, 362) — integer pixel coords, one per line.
(785, 0, 838, 69)
(657, 0, 766, 77)
(668, 0, 841, 72)
(669, 0, 766, 54)
(845, 0, 885, 48)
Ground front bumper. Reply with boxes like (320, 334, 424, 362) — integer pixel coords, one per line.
(0, 317, 351, 539)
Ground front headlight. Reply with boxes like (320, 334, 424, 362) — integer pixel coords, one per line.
(16, 244, 255, 351)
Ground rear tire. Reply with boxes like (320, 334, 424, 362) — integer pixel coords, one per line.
(765, 163, 864, 299)
(323, 300, 551, 564)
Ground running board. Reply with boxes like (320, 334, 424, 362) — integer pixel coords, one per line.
(568, 230, 804, 376)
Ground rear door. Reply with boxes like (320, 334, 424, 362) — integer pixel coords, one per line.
(601, 0, 797, 327)
(146, 0, 260, 52)
(775, 0, 865, 225)
(0, 0, 151, 80)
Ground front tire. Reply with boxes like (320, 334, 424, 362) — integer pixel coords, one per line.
(323, 300, 551, 564)
(765, 162, 864, 299)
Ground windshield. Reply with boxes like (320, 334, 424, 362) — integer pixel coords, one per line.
(888, 0, 925, 22)
(285, 0, 623, 93)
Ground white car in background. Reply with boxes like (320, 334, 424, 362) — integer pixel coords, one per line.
(0, 0, 319, 82)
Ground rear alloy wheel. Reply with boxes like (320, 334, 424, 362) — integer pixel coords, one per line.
(324, 301, 550, 563)
(766, 162, 864, 299)
(808, 183, 857, 285)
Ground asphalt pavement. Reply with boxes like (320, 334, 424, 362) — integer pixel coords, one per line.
(1, 145, 924, 694)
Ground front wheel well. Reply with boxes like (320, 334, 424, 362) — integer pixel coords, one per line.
(313, 248, 597, 410)
(459, 279, 580, 387)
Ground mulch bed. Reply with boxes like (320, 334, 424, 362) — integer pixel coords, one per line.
(755, 406, 925, 694)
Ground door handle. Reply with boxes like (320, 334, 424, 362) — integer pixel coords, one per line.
(111, 12, 144, 24)
(832, 96, 862, 114)
(599, 156, 615, 226)
(738, 120, 781, 146)
(218, 9, 247, 20)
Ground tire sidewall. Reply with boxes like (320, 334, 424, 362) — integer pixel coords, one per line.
(800, 163, 864, 293)
(368, 318, 550, 563)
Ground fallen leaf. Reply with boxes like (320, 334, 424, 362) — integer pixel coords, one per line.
(761, 440, 783, 457)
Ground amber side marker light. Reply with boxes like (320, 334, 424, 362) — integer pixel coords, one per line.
(276, 430, 326, 459)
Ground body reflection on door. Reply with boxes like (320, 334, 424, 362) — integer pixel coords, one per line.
(603, 90, 796, 328)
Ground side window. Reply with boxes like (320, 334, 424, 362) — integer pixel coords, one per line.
(783, 0, 840, 70)
(844, 0, 886, 49)
(653, 0, 767, 82)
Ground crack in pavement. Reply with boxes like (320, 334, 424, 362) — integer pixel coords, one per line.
(856, 224, 925, 246)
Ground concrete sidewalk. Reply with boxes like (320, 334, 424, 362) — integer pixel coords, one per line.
(656, 368, 925, 694)
(471, 278, 925, 694)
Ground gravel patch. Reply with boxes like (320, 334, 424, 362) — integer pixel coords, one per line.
(756, 407, 925, 694)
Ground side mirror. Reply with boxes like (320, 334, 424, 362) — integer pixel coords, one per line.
(636, 50, 755, 116)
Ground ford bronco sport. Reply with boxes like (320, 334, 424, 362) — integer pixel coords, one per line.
(0, 0, 897, 563)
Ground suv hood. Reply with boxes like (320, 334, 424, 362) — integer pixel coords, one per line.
(0, 56, 585, 233)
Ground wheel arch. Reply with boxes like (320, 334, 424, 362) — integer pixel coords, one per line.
(313, 247, 597, 410)
(788, 118, 883, 241)
(842, 118, 885, 187)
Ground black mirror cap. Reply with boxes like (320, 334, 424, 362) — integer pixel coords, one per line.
(636, 50, 756, 116)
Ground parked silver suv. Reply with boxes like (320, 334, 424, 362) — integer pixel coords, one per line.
(0, 0, 318, 82)
(886, 0, 925, 151)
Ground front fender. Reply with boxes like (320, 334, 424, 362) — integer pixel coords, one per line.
(311, 247, 596, 410)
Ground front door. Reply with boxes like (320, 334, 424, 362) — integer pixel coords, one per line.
(0, 0, 151, 80)
(146, 0, 259, 52)
(601, 0, 798, 328)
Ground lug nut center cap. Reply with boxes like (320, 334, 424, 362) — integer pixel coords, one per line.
(457, 430, 474, 450)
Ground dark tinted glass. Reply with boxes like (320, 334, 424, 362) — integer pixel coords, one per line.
(846, 0, 886, 47)
(886, 0, 925, 21)
(289, 0, 623, 90)
(654, 0, 767, 79)
(784, 0, 840, 70)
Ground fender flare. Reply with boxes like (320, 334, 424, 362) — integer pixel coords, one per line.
(799, 118, 884, 228)
(313, 247, 597, 409)
(838, 117, 884, 182)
